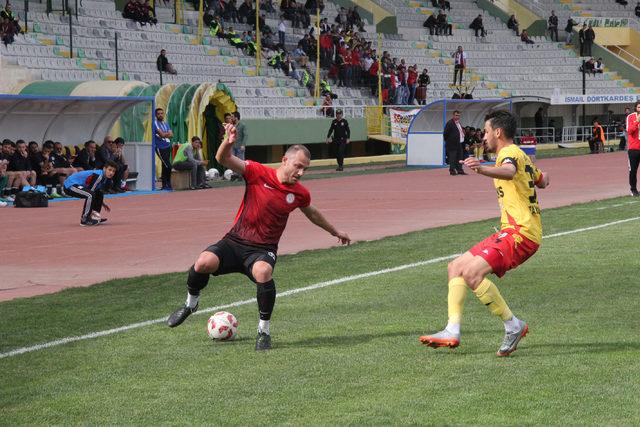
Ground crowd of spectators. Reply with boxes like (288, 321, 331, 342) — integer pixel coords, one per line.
(0, 137, 130, 204)
(1, 2, 21, 46)
(122, 0, 157, 25)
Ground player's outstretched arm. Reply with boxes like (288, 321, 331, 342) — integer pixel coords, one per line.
(460, 156, 516, 180)
(215, 124, 245, 176)
(300, 205, 351, 245)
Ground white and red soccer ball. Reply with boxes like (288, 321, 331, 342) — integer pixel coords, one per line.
(207, 311, 238, 340)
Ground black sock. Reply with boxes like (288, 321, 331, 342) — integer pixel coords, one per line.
(256, 280, 276, 321)
(187, 265, 209, 295)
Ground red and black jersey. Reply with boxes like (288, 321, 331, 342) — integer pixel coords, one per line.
(225, 161, 311, 251)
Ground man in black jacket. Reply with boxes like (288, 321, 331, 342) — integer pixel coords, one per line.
(584, 24, 595, 56)
(73, 140, 98, 171)
(548, 11, 558, 42)
(443, 110, 466, 175)
(578, 24, 587, 56)
(326, 109, 350, 171)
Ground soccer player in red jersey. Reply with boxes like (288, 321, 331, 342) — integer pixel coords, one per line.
(167, 128, 351, 351)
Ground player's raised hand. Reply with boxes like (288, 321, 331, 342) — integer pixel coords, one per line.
(223, 123, 237, 145)
(335, 230, 351, 245)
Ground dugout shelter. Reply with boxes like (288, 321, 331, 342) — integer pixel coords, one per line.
(0, 93, 156, 190)
(406, 99, 512, 167)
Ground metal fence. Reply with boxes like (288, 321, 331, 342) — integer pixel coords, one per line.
(562, 125, 621, 143)
(515, 127, 556, 144)
(241, 105, 366, 120)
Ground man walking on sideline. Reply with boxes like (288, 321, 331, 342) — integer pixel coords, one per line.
(166, 133, 351, 351)
(326, 108, 350, 171)
(627, 101, 640, 196)
(421, 110, 549, 356)
(443, 110, 466, 175)
(153, 108, 173, 190)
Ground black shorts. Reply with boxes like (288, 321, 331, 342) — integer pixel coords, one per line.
(205, 238, 277, 283)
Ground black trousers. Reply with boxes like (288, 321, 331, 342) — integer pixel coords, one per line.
(446, 144, 463, 173)
(334, 140, 347, 167)
(66, 185, 104, 221)
(629, 149, 640, 192)
(453, 65, 464, 85)
(156, 147, 172, 188)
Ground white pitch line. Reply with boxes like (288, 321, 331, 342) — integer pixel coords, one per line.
(2, 216, 639, 360)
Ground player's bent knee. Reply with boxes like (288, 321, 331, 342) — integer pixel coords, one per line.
(195, 252, 220, 274)
(252, 261, 273, 283)
(461, 270, 482, 290)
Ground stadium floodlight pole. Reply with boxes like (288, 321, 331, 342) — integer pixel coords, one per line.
(197, 0, 204, 44)
(255, 0, 261, 76)
(160, 69, 163, 85)
(115, 32, 119, 80)
(68, 9, 73, 58)
(24, 0, 28, 33)
(314, 6, 320, 100)
(75, 0, 78, 19)
(582, 59, 587, 128)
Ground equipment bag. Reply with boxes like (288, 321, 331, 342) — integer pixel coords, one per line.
(14, 190, 49, 208)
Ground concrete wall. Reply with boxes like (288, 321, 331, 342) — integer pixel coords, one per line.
(244, 117, 368, 146)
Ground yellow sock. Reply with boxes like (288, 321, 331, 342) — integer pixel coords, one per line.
(473, 278, 513, 321)
(447, 277, 468, 324)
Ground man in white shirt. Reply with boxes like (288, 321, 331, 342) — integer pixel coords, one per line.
(278, 15, 286, 48)
(452, 46, 467, 86)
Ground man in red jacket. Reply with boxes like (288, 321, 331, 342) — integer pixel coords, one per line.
(626, 101, 640, 196)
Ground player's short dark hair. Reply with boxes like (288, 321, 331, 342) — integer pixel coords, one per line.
(155, 108, 164, 114)
(233, 111, 241, 120)
(42, 141, 54, 150)
(85, 140, 96, 147)
(191, 136, 202, 143)
(285, 144, 311, 159)
(104, 160, 118, 170)
(2, 139, 13, 146)
(484, 110, 517, 139)
(453, 110, 461, 115)
(114, 137, 125, 145)
(16, 140, 26, 146)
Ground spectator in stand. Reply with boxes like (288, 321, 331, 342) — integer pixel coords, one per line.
(237, 0, 253, 24)
(172, 136, 208, 190)
(520, 29, 534, 44)
(142, 0, 157, 25)
(417, 68, 430, 105)
(581, 57, 595, 75)
(594, 57, 604, 73)
(437, 0, 450, 11)
(278, 15, 286, 48)
(548, 10, 558, 42)
(616, 0, 628, 6)
(578, 23, 586, 56)
(261, 0, 275, 13)
(322, 93, 334, 117)
(436, 10, 449, 35)
(406, 65, 418, 105)
(153, 107, 173, 190)
(565, 17, 577, 44)
(636, 2, 640, 17)
(73, 140, 98, 171)
(507, 14, 519, 36)
(336, 7, 347, 25)
(225, 0, 239, 23)
(9, 140, 36, 187)
(470, 14, 486, 38)
(584, 24, 595, 56)
(1, 2, 21, 33)
(0, 16, 15, 45)
(423, 13, 437, 36)
(451, 45, 466, 85)
(157, 49, 177, 75)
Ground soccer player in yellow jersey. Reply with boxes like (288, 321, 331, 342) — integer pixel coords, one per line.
(420, 110, 550, 356)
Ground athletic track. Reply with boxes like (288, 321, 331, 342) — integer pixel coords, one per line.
(1, 152, 630, 301)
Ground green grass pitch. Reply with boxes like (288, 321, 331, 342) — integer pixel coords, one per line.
(1, 196, 639, 425)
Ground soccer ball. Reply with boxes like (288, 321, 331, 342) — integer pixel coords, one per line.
(207, 311, 238, 340)
(223, 169, 234, 181)
(206, 168, 220, 180)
